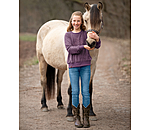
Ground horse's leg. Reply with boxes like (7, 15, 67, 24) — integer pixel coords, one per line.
(89, 64, 97, 120)
(38, 53, 48, 112)
(66, 67, 74, 122)
(89, 79, 97, 120)
(66, 84, 74, 121)
(56, 69, 65, 109)
(41, 85, 48, 112)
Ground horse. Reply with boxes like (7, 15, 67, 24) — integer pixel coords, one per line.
(36, 2, 103, 121)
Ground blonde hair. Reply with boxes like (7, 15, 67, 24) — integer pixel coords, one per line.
(67, 11, 86, 32)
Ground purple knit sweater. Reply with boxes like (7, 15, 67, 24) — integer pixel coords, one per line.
(64, 30, 101, 68)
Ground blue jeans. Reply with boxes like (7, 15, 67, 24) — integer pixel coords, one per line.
(69, 65, 91, 108)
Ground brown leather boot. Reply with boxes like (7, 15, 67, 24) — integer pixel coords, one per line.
(72, 104, 83, 128)
(82, 104, 90, 128)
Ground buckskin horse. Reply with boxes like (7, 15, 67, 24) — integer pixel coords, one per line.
(36, 2, 103, 121)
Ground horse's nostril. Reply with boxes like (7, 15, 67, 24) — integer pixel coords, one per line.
(91, 41, 96, 48)
(86, 40, 96, 48)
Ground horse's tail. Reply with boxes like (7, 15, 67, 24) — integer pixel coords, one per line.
(46, 64, 55, 100)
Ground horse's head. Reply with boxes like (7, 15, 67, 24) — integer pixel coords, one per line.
(83, 2, 103, 48)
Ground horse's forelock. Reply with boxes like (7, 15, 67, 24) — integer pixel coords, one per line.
(90, 4, 100, 29)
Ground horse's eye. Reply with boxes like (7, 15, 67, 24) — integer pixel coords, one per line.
(85, 20, 87, 23)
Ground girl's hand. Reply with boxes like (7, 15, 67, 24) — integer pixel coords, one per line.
(88, 31, 99, 42)
(84, 45, 95, 50)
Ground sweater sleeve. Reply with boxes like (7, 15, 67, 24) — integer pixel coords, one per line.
(64, 33, 84, 54)
(95, 38, 101, 49)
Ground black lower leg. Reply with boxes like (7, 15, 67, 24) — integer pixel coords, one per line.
(41, 87, 48, 108)
(57, 91, 63, 107)
(66, 84, 73, 117)
(89, 80, 96, 116)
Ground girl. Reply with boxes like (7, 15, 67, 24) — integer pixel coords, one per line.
(64, 11, 101, 128)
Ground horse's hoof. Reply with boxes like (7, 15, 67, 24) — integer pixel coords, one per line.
(57, 105, 65, 109)
(41, 107, 48, 112)
(89, 116, 97, 121)
(66, 116, 74, 122)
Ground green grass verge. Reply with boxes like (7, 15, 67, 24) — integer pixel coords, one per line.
(19, 33, 36, 42)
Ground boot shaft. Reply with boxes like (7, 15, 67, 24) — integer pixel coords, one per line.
(82, 104, 90, 128)
(72, 104, 80, 116)
(82, 104, 90, 116)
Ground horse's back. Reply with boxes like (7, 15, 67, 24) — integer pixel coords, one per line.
(36, 20, 69, 70)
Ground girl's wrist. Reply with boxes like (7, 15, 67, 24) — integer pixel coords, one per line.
(96, 38, 99, 42)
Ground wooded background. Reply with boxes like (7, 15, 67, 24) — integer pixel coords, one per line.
(19, 0, 131, 39)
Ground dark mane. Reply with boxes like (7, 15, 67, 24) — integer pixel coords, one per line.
(90, 4, 100, 29)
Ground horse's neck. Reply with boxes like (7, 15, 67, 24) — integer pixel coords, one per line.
(90, 49, 99, 60)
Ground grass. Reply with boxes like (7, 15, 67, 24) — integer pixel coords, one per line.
(122, 57, 127, 61)
(19, 33, 36, 42)
(24, 56, 39, 66)
(121, 57, 131, 77)
(123, 64, 128, 67)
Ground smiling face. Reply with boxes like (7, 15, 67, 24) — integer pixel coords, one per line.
(71, 15, 82, 32)
(67, 11, 86, 32)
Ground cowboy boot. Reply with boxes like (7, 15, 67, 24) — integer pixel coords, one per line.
(72, 104, 83, 128)
(82, 104, 90, 128)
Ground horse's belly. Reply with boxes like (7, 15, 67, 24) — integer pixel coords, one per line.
(42, 36, 67, 70)
(49, 59, 67, 70)
(42, 45, 67, 70)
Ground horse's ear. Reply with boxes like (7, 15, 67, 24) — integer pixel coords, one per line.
(84, 2, 91, 11)
(97, 2, 103, 10)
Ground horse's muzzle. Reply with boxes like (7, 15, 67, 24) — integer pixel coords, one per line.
(86, 40, 96, 48)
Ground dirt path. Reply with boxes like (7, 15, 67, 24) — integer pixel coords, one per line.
(19, 36, 131, 130)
